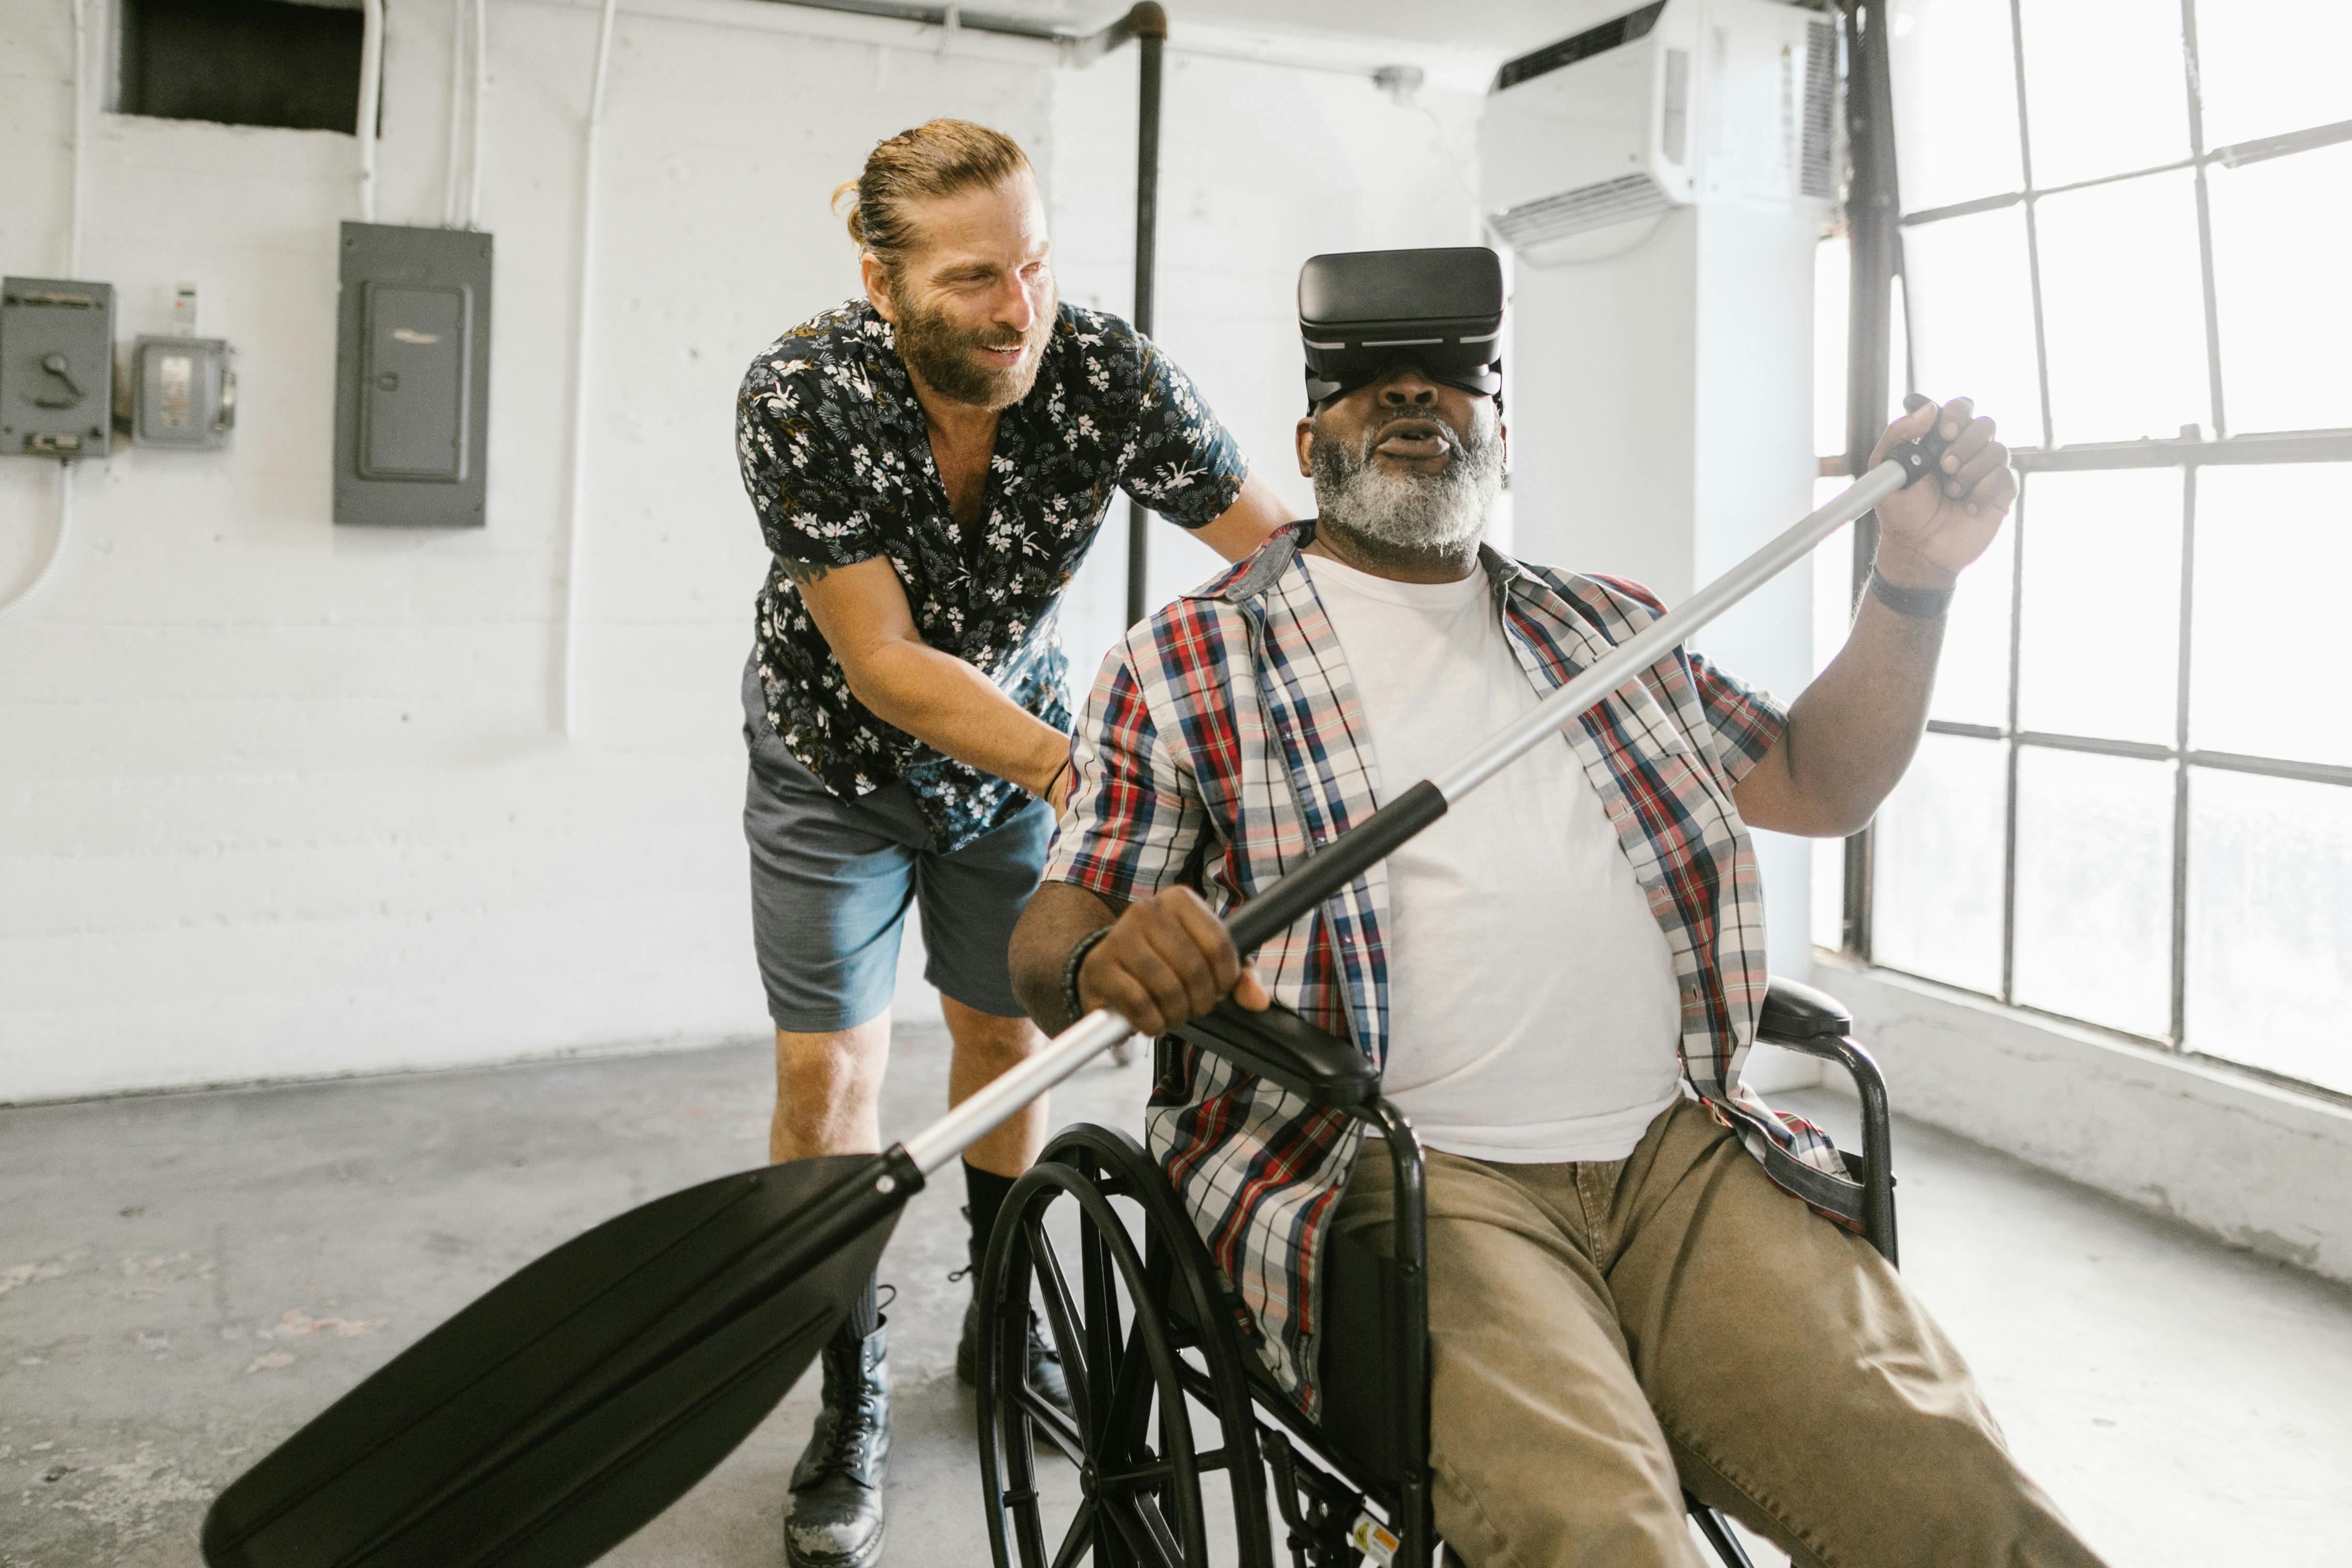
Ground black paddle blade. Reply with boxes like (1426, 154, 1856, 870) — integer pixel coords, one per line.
(202, 1151, 907, 1568)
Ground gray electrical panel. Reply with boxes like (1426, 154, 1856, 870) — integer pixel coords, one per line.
(1, 277, 116, 460)
(334, 224, 492, 527)
(129, 335, 235, 449)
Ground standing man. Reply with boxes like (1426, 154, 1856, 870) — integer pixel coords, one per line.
(734, 119, 1291, 1568)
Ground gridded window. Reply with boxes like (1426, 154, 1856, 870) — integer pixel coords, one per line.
(1828, 0, 2352, 1098)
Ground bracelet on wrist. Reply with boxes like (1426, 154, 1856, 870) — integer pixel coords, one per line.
(1868, 568, 1954, 619)
(1059, 925, 1113, 1025)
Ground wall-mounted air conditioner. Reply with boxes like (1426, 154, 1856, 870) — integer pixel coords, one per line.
(1480, 0, 1838, 265)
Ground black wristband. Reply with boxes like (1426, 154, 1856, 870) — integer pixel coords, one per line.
(1038, 758, 1070, 803)
(1060, 925, 1113, 1025)
(1868, 568, 1954, 619)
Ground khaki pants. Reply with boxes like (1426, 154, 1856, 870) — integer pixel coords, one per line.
(1330, 1098, 2109, 1568)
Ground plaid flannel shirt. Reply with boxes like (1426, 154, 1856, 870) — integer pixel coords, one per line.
(1041, 525, 1860, 1415)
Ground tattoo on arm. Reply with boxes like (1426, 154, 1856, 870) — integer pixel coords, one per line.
(1782, 720, 1799, 781)
(778, 557, 833, 587)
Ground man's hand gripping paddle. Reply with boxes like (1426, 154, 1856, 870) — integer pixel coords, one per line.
(201, 406, 1952, 1568)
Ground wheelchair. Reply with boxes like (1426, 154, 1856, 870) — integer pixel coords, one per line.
(973, 977, 1896, 1568)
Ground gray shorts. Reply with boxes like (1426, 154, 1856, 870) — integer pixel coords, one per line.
(742, 663, 1051, 1032)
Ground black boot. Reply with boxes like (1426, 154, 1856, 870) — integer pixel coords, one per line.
(957, 1296, 1073, 1416)
(784, 1319, 889, 1568)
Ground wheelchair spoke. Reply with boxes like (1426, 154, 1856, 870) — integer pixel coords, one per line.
(1104, 1488, 1187, 1568)
(1081, 1208, 1125, 1450)
(1100, 1318, 1163, 1482)
(1100, 1444, 1233, 1489)
(1015, 1386, 1086, 1467)
(1024, 1212, 1095, 1431)
(1050, 1497, 1099, 1568)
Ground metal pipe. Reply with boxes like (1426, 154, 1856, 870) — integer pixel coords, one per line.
(559, 0, 619, 739)
(469, 0, 490, 228)
(1839, 0, 1900, 956)
(445, 0, 467, 226)
(1124, 5, 1166, 629)
(752, 0, 1133, 55)
(67, 0, 86, 275)
(0, 465, 73, 622)
(358, 0, 384, 221)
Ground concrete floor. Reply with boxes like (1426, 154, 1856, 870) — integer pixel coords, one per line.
(4, 1031, 2349, 1567)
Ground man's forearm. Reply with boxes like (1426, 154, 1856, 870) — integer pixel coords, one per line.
(1009, 881, 1121, 1031)
(848, 639, 1070, 796)
(1764, 587, 1948, 836)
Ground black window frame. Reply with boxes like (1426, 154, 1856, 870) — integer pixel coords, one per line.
(1829, 0, 2352, 1103)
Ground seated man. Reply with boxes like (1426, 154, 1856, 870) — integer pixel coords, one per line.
(1008, 249, 2108, 1567)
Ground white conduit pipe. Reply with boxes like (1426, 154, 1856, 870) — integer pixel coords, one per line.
(357, 0, 384, 220)
(558, 0, 618, 739)
(443, 0, 467, 226)
(468, 0, 489, 228)
(67, 0, 85, 275)
(3, 0, 88, 625)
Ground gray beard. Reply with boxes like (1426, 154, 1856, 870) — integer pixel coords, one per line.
(1309, 405, 1503, 559)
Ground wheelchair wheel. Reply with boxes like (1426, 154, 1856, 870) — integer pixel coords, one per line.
(977, 1125, 1274, 1568)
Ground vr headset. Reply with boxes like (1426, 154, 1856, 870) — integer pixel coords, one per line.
(1298, 246, 1504, 408)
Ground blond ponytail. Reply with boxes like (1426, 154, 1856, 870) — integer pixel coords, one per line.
(836, 119, 1031, 281)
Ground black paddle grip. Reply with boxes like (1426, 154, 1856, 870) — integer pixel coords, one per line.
(1224, 779, 1448, 957)
(1885, 391, 1955, 489)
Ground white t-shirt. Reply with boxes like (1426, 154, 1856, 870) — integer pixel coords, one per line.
(1301, 552, 1684, 1163)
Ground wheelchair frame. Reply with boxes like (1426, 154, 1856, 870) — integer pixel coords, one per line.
(976, 976, 1894, 1568)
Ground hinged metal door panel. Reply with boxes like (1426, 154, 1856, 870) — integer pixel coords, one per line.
(360, 283, 470, 480)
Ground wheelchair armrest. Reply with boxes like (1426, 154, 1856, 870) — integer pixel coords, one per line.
(1754, 975, 1901, 1267)
(1171, 998, 1379, 1109)
(1756, 976, 1854, 1042)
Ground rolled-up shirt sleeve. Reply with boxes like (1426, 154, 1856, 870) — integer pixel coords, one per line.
(1043, 645, 1207, 904)
(735, 353, 885, 573)
(1684, 649, 1788, 785)
(1115, 333, 1249, 530)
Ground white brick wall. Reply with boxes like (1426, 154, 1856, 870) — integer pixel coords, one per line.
(0, 0, 1484, 1100)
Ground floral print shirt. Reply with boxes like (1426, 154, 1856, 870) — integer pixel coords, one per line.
(736, 300, 1250, 852)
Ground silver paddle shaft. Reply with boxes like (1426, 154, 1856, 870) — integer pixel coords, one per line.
(899, 457, 1908, 1178)
(1436, 457, 1905, 799)
(904, 1009, 1131, 1174)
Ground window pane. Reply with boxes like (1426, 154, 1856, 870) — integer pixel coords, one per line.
(2184, 768, 2352, 1094)
(2011, 747, 2173, 1037)
(1816, 236, 1849, 459)
(2195, 0, 2352, 151)
(1812, 835, 1845, 952)
(1871, 731, 2007, 994)
(2190, 463, 2352, 768)
(1903, 208, 2045, 448)
(1813, 483, 1855, 679)
(2034, 169, 2210, 444)
(2208, 143, 2352, 435)
(1931, 506, 2014, 728)
(1889, 0, 2025, 214)
(2018, 0, 2191, 188)
(2016, 468, 2181, 744)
